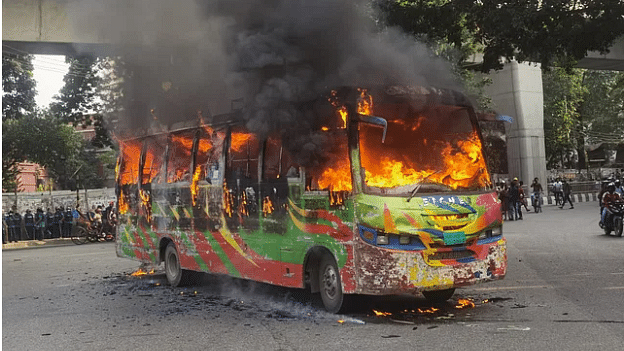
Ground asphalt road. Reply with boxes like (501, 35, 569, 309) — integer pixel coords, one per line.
(3, 201, 623, 351)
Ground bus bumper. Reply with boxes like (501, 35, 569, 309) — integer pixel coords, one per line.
(351, 237, 507, 295)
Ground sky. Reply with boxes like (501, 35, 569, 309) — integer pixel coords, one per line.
(32, 55, 70, 108)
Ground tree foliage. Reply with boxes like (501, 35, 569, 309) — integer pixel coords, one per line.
(543, 69, 624, 169)
(377, 0, 624, 72)
(2, 54, 37, 120)
(542, 68, 586, 168)
(578, 71, 624, 145)
(50, 55, 112, 147)
(1, 111, 104, 191)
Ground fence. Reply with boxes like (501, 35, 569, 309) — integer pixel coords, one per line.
(2, 188, 116, 213)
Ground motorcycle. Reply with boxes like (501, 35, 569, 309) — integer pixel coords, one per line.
(602, 199, 624, 237)
(531, 192, 542, 213)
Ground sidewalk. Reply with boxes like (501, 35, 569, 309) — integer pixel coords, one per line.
(2, 238, 76, 250)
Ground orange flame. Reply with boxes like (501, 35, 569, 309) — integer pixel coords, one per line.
(328, 89, 348, 129)
(238, 190, 249, 217)
(262, 196, 274, 217)
(139, 188, 151, 222)
(417, 307, 440, 314)
(373, 310, 392, 317)
(329, 189, 346, 207)
(118, 191, 129, 214)
(455, 298, 476, 309)
(191, 165, 202, 206)
(357, 88, 373, 115)
(361, 131, 490, 190)
(223, 181, 233, 218)
(118, 140, 142, 185)
(130, 268, 155, 276)
(231, 132, 255, 152)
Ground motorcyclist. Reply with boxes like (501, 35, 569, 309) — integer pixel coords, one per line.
(600, 183, 622, 228)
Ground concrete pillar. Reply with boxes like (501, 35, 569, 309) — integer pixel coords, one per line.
(485, 61, 547, 186)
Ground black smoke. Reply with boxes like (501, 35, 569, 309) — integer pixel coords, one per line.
(71, 0, 459, 133)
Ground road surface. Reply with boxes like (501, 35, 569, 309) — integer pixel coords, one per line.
(3, 201, 623, 350)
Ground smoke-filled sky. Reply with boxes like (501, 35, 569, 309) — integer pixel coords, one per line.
(71, 0, 459, 133)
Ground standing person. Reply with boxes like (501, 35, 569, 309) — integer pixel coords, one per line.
(63, 206, 73, 238)
(53, 207, 63, 238)
(45, 208, 54, 239)
(24, 209, 35, 240)
(35, 208, 46, 240)
(560, 179, 574, 209)
(3, 211, 9, 244)
(508, 178, 520, 220)
(107, 201, 117, 239)
(496, 181, 507, 220)
(519, 181, 530, 213)
(12, 208, 23, 241)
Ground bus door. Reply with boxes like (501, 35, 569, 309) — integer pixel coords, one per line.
(225, 127, 261, 233)
(139, 135, 167, 229)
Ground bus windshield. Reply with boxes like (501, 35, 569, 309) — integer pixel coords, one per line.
(359, 102, 491, 196)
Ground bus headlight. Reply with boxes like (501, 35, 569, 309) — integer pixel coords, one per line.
(479, 226, 502, 240)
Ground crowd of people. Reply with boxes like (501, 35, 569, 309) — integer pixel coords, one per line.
(496, 177, 541, 221)
(2, 202, 117, 244)
(496, 175, 624, 223)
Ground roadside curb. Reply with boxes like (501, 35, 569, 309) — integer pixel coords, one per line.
(2, 238, 76, 250)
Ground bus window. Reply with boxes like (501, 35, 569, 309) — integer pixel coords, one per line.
(117, 139, 142, 215)
(305, 131, 350, 192)
(142, 135, 166, 185)
(228, 127, 260, 180)
(167, 130, 195, 183)
(262, 134, 298, 234)
(118, 139, 141, 186)
(264, 134, 298, 180)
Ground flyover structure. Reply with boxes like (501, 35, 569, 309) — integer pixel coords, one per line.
(4, 0, 624, 186)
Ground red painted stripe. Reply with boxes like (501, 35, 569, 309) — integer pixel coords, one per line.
(188, 230, 229, 274)
(211, 230, 302, 288)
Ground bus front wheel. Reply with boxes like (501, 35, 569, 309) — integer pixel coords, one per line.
(422, 288, 456, 303)
(164, 242, 194, 287)
(319, 254, 343, 314)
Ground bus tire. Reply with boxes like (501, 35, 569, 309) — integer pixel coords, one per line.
(164, 242, 193, 287)
(423, 288, 455, 303)
(319, 254, 343, 314)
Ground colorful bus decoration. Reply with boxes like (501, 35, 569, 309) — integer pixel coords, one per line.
(116, 86, 506, 313)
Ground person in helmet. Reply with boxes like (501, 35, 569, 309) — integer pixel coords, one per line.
(600, 182, 622, 228)
(615, 179, 623, 196)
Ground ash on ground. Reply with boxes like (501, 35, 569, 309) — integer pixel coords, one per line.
(98, 267, 517, 326)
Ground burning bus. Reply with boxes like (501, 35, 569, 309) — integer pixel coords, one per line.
(115, 85, 506, 313)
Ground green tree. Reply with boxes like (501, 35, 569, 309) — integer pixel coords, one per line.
(2, 53, 37, 121)
(1, 111, 103, 191)
(50, 55, 112, 148)
(542, 67, 586, 169)
(377, 0, 624, 72)
(579, 70, 624, 145)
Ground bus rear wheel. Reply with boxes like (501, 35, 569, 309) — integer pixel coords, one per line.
(423, 288, 456, 303)
(164, 242, 194, 287)
(319, 254, 343, 314)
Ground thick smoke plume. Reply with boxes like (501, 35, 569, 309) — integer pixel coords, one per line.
(71, 0, 458, 134)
